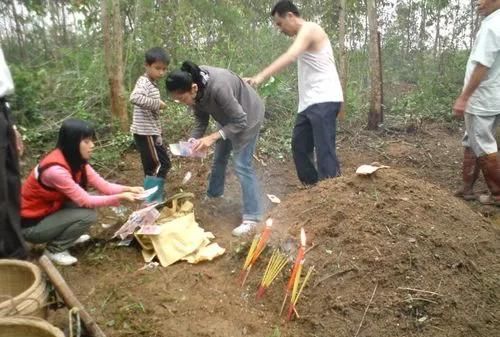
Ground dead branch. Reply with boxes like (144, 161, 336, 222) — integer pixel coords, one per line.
(397, 287, 443, 296)
(354, 283, 378, 337)
(313, 268, 358, 288)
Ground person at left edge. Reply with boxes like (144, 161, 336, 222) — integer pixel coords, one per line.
(0, 46, 28, 259)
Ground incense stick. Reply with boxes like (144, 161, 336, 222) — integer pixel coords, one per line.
(257, 249, 288, 298)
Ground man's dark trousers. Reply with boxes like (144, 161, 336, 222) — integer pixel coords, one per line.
(0, 98, 27, 259)
(292, 101, 341, 185)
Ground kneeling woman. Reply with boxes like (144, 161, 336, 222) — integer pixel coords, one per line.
(166, 61, 265, 236)
(21, 119, 143, 265)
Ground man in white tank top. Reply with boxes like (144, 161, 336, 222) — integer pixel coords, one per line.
(246, 0, 343, 185)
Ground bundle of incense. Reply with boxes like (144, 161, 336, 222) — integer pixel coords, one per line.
(280, 227, 306, 315)
(287, 264, 315, 320)
(239, 218, 273, 286)
(256, 249, 288, 299)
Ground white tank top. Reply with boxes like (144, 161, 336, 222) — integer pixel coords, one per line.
(297, 40, 343, 113)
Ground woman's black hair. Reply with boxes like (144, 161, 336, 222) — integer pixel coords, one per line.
(56, 118, 95, 186)
(165, 61, 206, 94)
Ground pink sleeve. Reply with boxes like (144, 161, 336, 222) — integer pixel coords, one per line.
(85, 165, 126, 195)
(41, 166, 121, 208)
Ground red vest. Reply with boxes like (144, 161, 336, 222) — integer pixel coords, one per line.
(21, 149, 84, 219)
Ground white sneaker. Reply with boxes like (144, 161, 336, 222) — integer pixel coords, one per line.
(44, 250, 78, 266)
(73, 234, 91, 245)
(232, 221, 257, 237)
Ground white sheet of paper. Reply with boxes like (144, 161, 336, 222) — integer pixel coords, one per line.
(182, 171, 192, 184)
(169, 142, 207, 158)
(137, 186, 159, 200)
(267, 194, 281, 204)
(169, 143, 182, 156)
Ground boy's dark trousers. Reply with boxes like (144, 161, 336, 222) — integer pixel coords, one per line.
(0, 98, 27, 259)
(291, 101, 341, 186)
(133, 134, 171, 178)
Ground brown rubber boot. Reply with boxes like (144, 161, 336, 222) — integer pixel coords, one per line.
(478, 153, 500, 205)
(454, 147, 480, 200)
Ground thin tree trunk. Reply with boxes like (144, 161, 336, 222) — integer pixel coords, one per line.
(433, 8, 441, 59)
(367, 0, 383, 130)
(418, 1, 427, 51)
(450, 1, 461, 50)
(10, 0, 25, 59)
(406, 0, 413, 56)
(61, 0, 68, 45)
(338, 0, 347, 119)
(102, 0, 128, 131)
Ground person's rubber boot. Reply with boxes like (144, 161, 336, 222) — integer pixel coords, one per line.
(454, 147, 480, 200)
(478, 153, 500, 205)
(144, 175, 165, 204)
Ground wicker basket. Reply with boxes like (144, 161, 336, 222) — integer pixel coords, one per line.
(0, 316, 64, 337)
(0, 259, 49, 318)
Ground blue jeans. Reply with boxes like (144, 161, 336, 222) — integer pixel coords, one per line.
(207, 134, 262, 222)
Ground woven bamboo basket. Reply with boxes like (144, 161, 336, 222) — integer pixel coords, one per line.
(0, 316, 64, 337)
(0, 259, 49, 318)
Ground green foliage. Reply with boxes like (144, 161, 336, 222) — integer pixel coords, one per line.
(386, 50, 467, 122)
(1, 0, 478, 164)
(10, 65, 47, 125)
(91, 131, 134, 167)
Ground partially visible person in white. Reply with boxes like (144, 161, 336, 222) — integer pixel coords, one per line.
(453, 0, 500, 205)
(0, 46, 28, 259)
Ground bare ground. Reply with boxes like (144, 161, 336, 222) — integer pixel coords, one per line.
(41, 122, 499, 337)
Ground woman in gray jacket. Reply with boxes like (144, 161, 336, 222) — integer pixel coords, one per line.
(166, 61, 264, 236)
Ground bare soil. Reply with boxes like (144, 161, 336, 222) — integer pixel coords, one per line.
(44, 122, 499, 337)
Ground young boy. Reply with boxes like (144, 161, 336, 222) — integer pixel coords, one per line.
(130, 47, 171, 203)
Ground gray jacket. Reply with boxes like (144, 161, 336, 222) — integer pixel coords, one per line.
(190, 66, 265, 150)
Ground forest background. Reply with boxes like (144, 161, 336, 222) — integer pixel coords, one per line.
(0, 0, 479, 167)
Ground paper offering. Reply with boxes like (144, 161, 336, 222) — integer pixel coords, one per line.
(169, 141, 206, 158)
(136, 186, 159, 200)
(137, 225, 162, 235)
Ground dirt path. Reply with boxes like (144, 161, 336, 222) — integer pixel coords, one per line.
(47, 123, 499, 337)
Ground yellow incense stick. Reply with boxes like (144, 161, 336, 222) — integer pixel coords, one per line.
(267, 257, 288, 285)
(243, 235, 259, 269)
(280, 293, 288, 315)
(291, 261, 303, 303)
(263, 252, 287, 286)
(261, 250, 276, 285)
(293, 265, 314, 306)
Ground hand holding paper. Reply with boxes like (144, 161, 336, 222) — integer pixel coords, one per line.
(136, 186, 159, 200)
(169, 141, 207, 158)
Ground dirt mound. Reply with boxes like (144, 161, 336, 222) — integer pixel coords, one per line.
(268, 169, 500, 337)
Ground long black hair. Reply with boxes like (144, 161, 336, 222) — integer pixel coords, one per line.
(165, 61, 207, 95)
(56, 118, 95, 186)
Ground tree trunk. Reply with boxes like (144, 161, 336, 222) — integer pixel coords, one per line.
(60, 0, 68, 45)
(10, 0, 25, 59)
(418, 1, 427, 51)
(367, 0, 383, 130)
(406, 0, 413, 56)
(101, 0, 128, 131)
(338, 0, 347, 119)
(433, 8, 441, 59)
